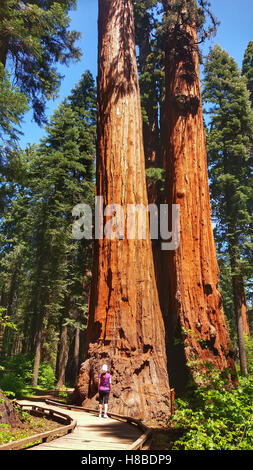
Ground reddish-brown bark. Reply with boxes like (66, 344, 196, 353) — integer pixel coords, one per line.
(233, 275, 250, 338)
(0, 390, 21, 427)
(73, 0, 170, 420)
(232, 275, 249, 375)
(160, 1, 236, 390)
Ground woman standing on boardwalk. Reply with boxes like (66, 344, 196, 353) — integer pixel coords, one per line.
(98, 364, 111, 418)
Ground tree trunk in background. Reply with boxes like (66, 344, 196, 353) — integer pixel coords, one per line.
(72, 0, 170, 420)
(0, 326, 5, 357)
(138, 31, 161, 176)
(32, 327, 42, 387)
(161, 0, 236, 392)
(233, 275, 250, 336)
(0, 35, 8, 68)
(73, 328, 80, 384)
(57, 325, 70, 388)
(232, 274, 248, 375)
(238, 280, 250, 337)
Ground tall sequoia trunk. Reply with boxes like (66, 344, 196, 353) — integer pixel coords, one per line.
(161, 0, 236, 392)
(73, 0, 170, 420)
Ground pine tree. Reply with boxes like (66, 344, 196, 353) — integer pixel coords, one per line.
(28, 99, 95, 385)
(0, 72, 96, 386)
(0, 65, 28, 144)
(203, 44, 253, 375)
(0, 0, 81, 124)
(242, 41, 253, 108)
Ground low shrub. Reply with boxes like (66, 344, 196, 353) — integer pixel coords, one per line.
(169, 361, 253, 450)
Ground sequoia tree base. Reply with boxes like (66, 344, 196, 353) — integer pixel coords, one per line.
(71, 352, 170, 421)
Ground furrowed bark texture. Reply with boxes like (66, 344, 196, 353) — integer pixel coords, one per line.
(0, 390, 21, 427)
(161, 1, 236, 391)
(138, 26, 164, 296)
(73, 0, 170, 420)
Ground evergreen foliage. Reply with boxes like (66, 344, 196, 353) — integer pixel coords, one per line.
(0, 72, 96, 384)
(0, 64, 28, 144)
(203, 45, 253, 297)
(242, 41, 253, 108)
(170, 358, 253, 450)
(203, 45, 253, 368)
(0, 0, 81, 124)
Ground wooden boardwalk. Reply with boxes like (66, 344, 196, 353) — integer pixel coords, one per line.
(17, 400, 142, 450)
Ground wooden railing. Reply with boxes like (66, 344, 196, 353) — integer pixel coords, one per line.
(0, 398, 152, 451)
(44, 398, 153, 450)
(0, 403, 77, 451)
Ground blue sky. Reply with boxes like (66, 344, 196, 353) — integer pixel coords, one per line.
(19, 0, 253, 148)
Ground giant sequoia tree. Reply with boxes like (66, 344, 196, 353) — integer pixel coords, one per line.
(160, 0, 236, 391)
(73, 0, 170, 420)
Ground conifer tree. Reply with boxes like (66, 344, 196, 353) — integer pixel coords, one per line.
(242, 41, 253, 108)
(0, 65, 28, 144)
(0, 0, 81, 124)
(203, 44, 253, 375)
(0, 72, 96, 386)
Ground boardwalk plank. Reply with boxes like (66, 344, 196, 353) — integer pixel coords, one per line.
(17, 400, 143, 451)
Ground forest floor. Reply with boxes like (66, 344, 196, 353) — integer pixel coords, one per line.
(0, 389, 74, 447)
(0, 414, 61, 446)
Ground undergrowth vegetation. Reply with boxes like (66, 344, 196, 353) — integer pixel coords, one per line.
(0, 353, 55, 398)
(158, 338, 253, 450)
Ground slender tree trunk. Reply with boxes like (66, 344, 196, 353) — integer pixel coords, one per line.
(73, 0, 170, 420)
(232, 274, 248, 375)
(32, 327, 42, 387)
(0, 36, 8, 67)
(0, 325, 5, 357)
(57, 325, 70, 388)
(161, 0, 236, 391)
(225, 190, 250, 372)
(239, 280, 250, 337)
(0, 0, 10, 67)
(232, 269, 251, 341)
(73, 328, 80, 384)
